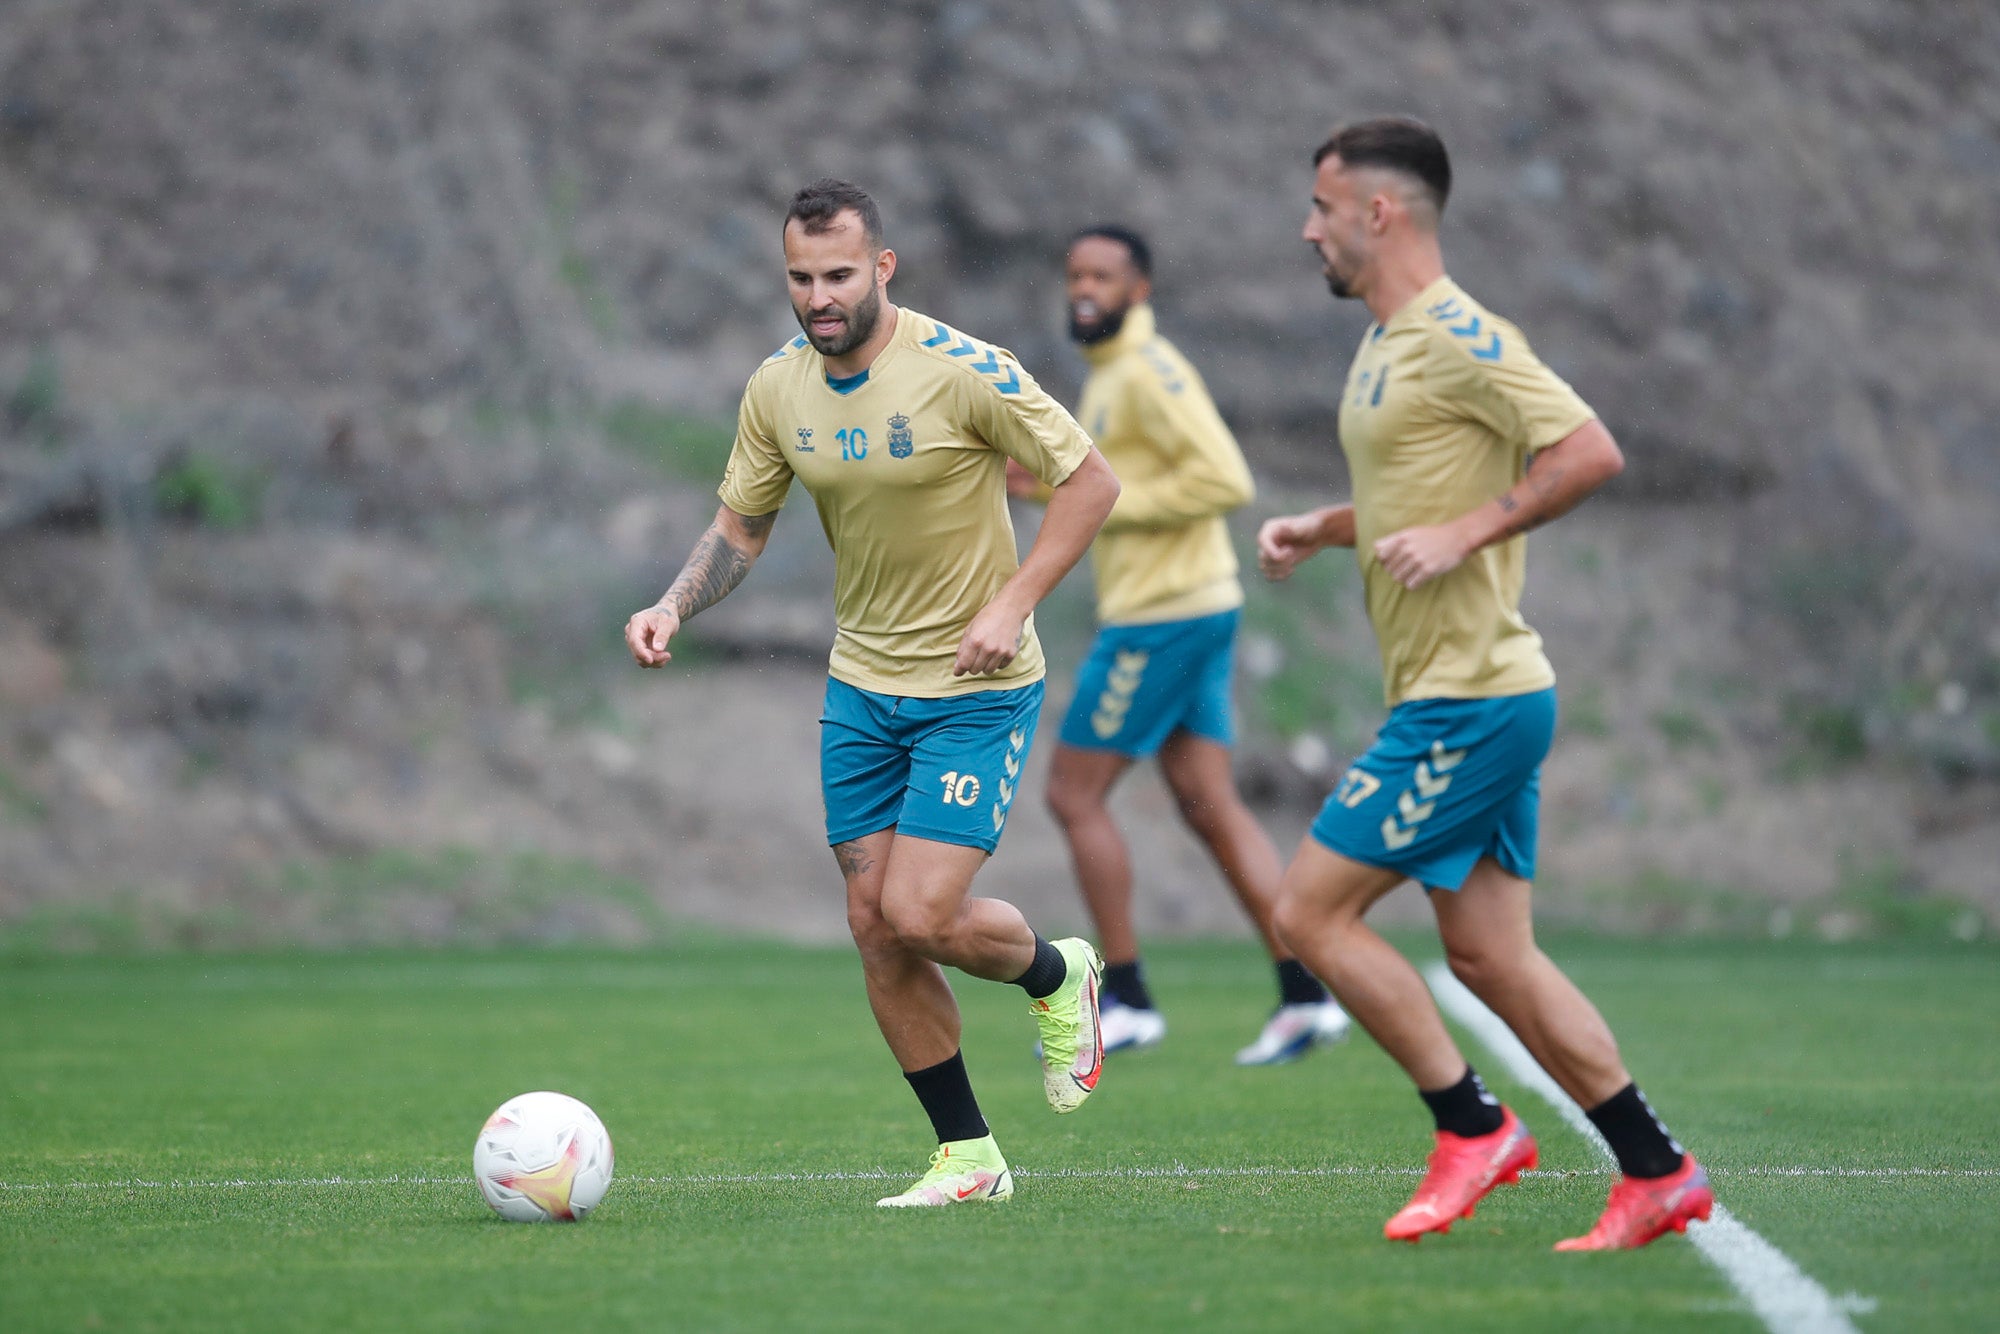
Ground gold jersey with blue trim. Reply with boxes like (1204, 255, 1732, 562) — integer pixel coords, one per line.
(1073, 303, 1254, 626)
(1340, 276, 1596, 707)
(719, 306, 1094, 698)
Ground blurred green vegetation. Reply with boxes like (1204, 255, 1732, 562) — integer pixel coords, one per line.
(1238, 544, 1381, 757)
(153, 452, 267, 530)
(1780, 695, 1869, 776)
(1562, 684, 1612, 739)
(6, 343, 63, 444)
(1651, 706, 1717, 751)
(602, 401, 737, 482)
(0, 765, 47, 823)
(550, 175, 620, 338)
(1565, 864, 1987, 944)
(0, 848, 674, 955)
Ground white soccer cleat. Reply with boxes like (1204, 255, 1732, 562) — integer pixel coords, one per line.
(1099, 1000, 1167, 1054)
(875, 1136, 1014, 1208)
(1234, 1000, 1352, 1066)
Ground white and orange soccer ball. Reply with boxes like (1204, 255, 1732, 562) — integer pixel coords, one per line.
(473, 1091, 615, 1222)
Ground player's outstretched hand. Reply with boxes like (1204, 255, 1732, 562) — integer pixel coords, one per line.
(954, 599, 1027, 677)
(1256, 514, 1321, 582)
(624, 606, 682, 668)
(1372, 522, 1471, 590)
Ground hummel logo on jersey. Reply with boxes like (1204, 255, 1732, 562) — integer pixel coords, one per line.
(795, 427, 815, 453)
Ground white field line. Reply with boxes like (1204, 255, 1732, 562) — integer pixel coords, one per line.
(1424, 963, 1871, 1334)
(1, 1163, 1992, 1195)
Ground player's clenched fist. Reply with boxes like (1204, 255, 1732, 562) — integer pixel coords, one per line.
(954, 599, 1028, 677)
(624, 606, 681, 668)
(1257, 514, 1321, 582)
(1372, 522, 1471, 591)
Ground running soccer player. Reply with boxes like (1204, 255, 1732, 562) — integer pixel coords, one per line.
(1009, 226, 1349, 1064)
(625, 180, 1121, 1208)
(1258, 119, 1712, 1249)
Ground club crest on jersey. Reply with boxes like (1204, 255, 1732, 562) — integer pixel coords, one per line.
(795, 427, 815, 453)
(887, 412, 914, 458)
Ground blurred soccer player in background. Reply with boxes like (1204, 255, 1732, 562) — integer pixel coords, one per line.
(1259, 118, 1712, 1248)
(626, 180, 1121, 1208)
(1011, 227, 1349, 1064)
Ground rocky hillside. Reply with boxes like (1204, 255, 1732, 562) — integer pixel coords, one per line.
(1, 0, 1995, 948)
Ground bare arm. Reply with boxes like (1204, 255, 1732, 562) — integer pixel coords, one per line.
(1256, 503, 1357, 582)
(955, 448, 1120, 676)
(1372, 419, 1625, 590)
(624, 504, 779, 668)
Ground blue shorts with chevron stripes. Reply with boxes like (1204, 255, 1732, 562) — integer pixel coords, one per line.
(1309, 688, 1556, 891)
(1056, 609, 1239, 757)
(819, 677, 1043, 854)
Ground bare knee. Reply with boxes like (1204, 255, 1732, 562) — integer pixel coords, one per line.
(879, 891, 960, 959)
(1045, 774, 1100, 830)
(1272, 883, 1328, 956)
(1445, 939, 1532, 998)
(846, 896, 901, 960)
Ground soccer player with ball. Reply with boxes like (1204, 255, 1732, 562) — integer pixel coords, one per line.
(1258, 118, 1712, 1249)
(626, 180, 1121, 1208)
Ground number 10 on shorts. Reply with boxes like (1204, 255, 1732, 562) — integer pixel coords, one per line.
(939, 771, 982, 807)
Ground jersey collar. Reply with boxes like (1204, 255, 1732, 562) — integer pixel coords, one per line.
(1377, 275, 1461, 334)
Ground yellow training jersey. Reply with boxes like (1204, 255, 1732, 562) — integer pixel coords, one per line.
(718, 305, 1093, 698)
(1070, 304, 1253, 626)
(1339, 276, 1596, 707)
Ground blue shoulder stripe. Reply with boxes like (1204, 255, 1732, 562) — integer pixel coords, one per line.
(1425, 297, 1504, 362)
(764, 334, 809, 363)
(921, 319, 1021, 395)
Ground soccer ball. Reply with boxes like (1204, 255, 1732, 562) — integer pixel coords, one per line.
(473, 1091, 615, 1222)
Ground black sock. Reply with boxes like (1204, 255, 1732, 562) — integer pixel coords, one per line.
(1103, 960, 1155, 1011)
(1419, 1065, 1506, 1138)
(903, 1051, 990, 1145)
(1275, 959, 1328, 1007)
(1586, 1083, 1686, 1179)
(1010, 934, 1067, 999)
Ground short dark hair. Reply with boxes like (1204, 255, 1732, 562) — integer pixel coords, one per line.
(1069, 224, 1152, 278)
(1312, 117, 1452, 214)
(785, 178, 884, 250)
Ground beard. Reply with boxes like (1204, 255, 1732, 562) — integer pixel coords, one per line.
(797, 282, 884, 357)
(1313, 243, 1357, 300)
(1068, 301, 1129, 346)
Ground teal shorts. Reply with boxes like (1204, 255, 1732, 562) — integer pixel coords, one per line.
(1056, 609, 1239, 757)
(819, 677, 1043, 853)
(1309, 688, 1556, 891)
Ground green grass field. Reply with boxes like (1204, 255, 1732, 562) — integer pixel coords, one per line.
(3, 936, 1995, 1332)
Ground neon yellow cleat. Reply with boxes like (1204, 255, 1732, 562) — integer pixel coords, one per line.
(1030, 938, 1105, 1113)
(875, 1135, 1014, 1208)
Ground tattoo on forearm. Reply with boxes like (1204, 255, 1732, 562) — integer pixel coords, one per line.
(832, 839, 875, 879)
(1493, 459, 1572, 540)
(661, 520, 764, 621)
